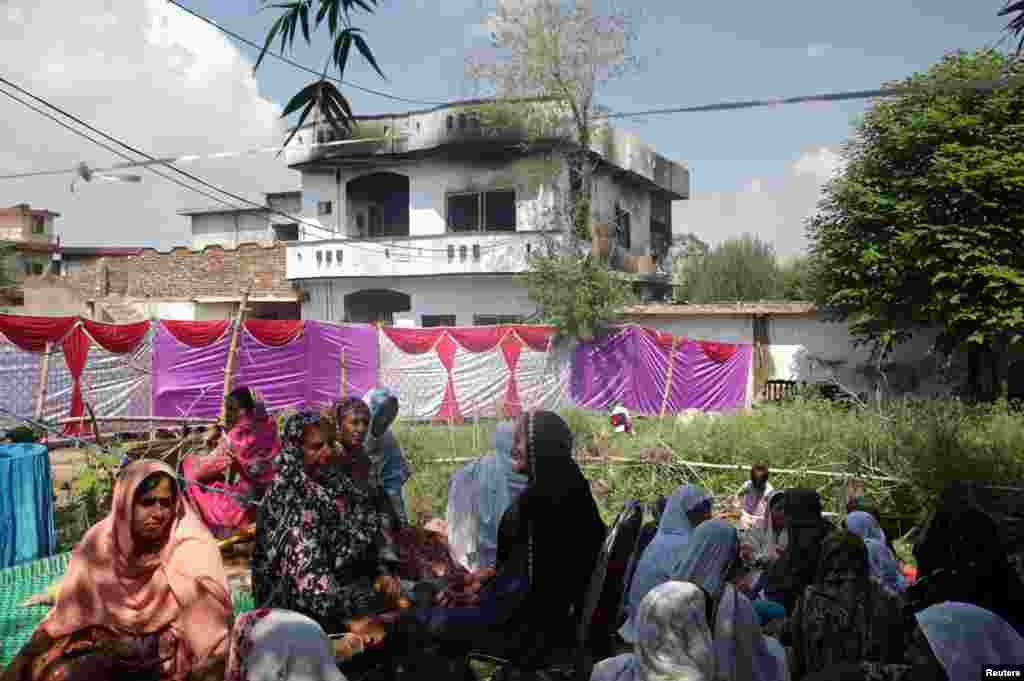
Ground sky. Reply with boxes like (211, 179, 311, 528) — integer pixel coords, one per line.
(0, 0, 1012, 259)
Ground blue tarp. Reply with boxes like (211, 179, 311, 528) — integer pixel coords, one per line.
(0, 444, 56, 568)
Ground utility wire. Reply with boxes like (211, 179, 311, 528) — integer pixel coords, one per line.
(0, 76, 518, 258)
(164, 0, 446, 108)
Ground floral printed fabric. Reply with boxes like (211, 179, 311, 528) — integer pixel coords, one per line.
(251, 411, 396, 632)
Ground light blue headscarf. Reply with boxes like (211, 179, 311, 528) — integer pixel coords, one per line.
(670, 518, 739, 600)
(846, 511, 905, 594)
(362, 386, 410, 524)
(618, 484, 713, 644)
(916, 602, 1024, 681)
(446, 422, 528, 571)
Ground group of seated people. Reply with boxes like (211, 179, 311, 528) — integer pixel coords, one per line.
(4, 394, 1024, 681)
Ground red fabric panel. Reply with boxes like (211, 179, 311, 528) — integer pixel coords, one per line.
(244, 320, 304, 346)
(162, 320, 231, 348)
(61, 326, 91, 436)
(383, 327, 444, 354)
(433, 333, 463, 423)
(82, 320, 150, 354)
(510, 325, 554, 352)
(500, 332, 523, 417)
(700, 340, 738, 363)
(643, 326, 686, 349)
(0, 315, 78, 352)
(446, 326, 505, 353)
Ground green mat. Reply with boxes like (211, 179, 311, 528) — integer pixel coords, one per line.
(0, 553, 254, 667)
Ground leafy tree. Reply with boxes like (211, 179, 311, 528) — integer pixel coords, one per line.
(778, 256, 817, 301)
(1001, 0, 1024, 54)
(676, 234, 786, 304)
(807, 49, 1024, 398)
(467, 0, 640, 339)
(257, 0, 387, 149)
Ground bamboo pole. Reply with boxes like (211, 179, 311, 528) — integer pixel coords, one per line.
(220, 284, 252, 422)
(340, 349, 348, 400)
(34, 341, 52, 421)
(659, 336, 679, 418)
(58, 416, 217, 424)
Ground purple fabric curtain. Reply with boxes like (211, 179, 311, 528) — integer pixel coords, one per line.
(570, 325, 751, 414)
(151, 321, 378, 418)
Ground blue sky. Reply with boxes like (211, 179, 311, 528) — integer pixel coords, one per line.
(181, 0, 1011, 257)
(0, 0, 1012, 255)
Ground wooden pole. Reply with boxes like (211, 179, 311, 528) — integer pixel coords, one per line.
(659, 336, 679, 418)
(220, 284, 252, 422)
(340, 349, 348, 400)
(58, 416, 217, 425)
(376, 321, 383, 387)
(35, 341, 52, 421)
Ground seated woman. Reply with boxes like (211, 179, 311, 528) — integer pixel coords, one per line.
(363, 387, 412, 526)
(396, 411, 606, 670)
(669, 518, 744, 619)
(757, 488, 833, 614)
(909, 482, 1024, 636)
(251, 407, 403, 638)
(789, 531, 904, 680)
(714, 581, 788, 681)
(846, 511, 906, 596)
(802, 602, 1024, 681)
(2, 461, 232, 681)
(446, 422, 529, 572)
(181, 386, 280, 539)
(741, 488, 787, 567)
(619, 483, 713, 644)
(591, 581, 715, 681)
(226, 609, 359, 681)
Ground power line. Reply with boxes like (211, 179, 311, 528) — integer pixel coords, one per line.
(0, 87, 247, 210)
(164, 0, 446, 108)
(0, 75, 518, 258)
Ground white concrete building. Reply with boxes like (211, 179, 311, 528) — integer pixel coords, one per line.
(283, 99, 690, 326)
(181, 190, 303, 250)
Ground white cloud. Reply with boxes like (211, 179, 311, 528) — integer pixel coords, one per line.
(0, 0, 298, 248)
(806, 43, 832, 58)
(672, 147, 845, 262)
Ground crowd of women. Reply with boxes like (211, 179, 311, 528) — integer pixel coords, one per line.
(3, 386, 1024, 681)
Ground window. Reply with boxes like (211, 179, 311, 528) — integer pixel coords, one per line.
(422, 315, 456, 328)
(274, 224, 299, 242)
(473, 314, 524, 326)
(31, 216, 45, 234)
(446, 115, 453, 130)
(447, 193, 480, 232)
(446, 190, 516, 232)
(458, 113, 466, 130)
(614, 203, 631, 251)
(318, 201, 333, 216)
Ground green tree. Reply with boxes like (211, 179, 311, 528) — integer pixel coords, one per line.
(467, 0, 640, 339)
(676, 234, 785, 303)
(807, 49, 1024, 398)
(778, 256, 816, 301)
(258, 0, 387, 148)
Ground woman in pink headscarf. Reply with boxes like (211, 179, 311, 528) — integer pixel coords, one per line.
(2, 460, 233, 681)
(182, 387, 281, 539)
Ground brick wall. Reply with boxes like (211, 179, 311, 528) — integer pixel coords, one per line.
(62, 242, 296, 300)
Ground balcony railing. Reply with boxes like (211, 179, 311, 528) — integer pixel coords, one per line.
(286, 231, 554, 279)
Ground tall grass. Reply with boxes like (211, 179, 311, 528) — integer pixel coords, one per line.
(393, 399, 1024, 530)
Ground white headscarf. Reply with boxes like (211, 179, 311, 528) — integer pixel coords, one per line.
(845, 512, 905, 595)
(670, 519, 739, 601)
(714, 584, 787, 681)
(228, 609, 348, 681)
(619, 484, 713, 643)
(445, 422, 527, 571)
(916, 602, 1024, 681)
(592, 581, 715, 681)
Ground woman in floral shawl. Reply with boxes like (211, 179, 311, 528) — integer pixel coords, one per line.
(789, 531, 904, 680)
(182, 387, 280, 539)
(251, 407, 401, 636)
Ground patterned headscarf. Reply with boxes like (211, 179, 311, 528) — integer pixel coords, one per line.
(252, 411, 388, 610)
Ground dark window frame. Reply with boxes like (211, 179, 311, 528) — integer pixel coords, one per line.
(317, 201, 333, 216)
(422, 314, 456, 328)
(473, 314, 524, 326)
(445, 189, 516, 232)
